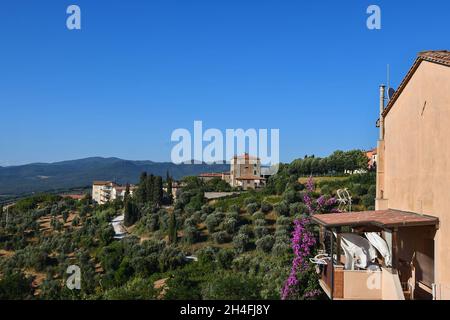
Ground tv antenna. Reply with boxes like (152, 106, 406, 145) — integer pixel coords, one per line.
(386, 64, 396, 101)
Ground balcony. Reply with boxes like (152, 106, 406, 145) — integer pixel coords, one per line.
(318, 258, 403, 300)
(311, 210, 438, 300)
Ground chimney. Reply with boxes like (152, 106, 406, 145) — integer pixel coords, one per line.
(379, 85, 386, 140)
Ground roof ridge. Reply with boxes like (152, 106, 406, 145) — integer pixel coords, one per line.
(382, 50, 450, 117)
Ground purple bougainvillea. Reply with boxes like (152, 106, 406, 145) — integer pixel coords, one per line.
(281, 217, 316, 300)
(281, 176, 339, 300)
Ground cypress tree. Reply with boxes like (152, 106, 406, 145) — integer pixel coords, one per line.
(124, 183, 130, 202)
(138, 172, 148, 203)
(168, 211, 177, 244)
(167, 175, 173, 204)
(153, 176, 163, 206)
(124, 200, 138, 226)
(146, 174, 154, 203)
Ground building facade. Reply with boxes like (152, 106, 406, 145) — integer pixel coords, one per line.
(92, 181, 134, 204)
(376, 51, 450, 299)
(229, 154, 266, 190)
(198, 154, 268, 190)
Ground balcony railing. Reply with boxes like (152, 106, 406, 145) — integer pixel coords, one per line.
(318, 260, 404, 300)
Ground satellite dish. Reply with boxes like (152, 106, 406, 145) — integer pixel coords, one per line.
(388, 87, 395, 100)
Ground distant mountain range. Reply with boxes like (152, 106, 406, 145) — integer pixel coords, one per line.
(0, 157, 229, 196)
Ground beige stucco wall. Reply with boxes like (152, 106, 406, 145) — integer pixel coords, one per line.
(381, 268, 405, 300)
(381, 60, 450, 297)
(343, 271, 382, 300)
(92, 185, 102, 204)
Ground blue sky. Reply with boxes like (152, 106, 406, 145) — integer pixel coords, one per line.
(0, 0, 449, 166)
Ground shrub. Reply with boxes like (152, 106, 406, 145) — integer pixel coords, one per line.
(192, 211, 202, 222)
(246, 203, 260, 214)
(274, 201, 290, 216)
(289, 202, 307, 216)
(352, 183, 368, 197)
(205, 215, 220, 234)
(104, 277, 156, 300)
(216, 249, 235, 269)
(225, 212, 239, 220)
(201, 273, 262, 300)
(213, 211, 225, 221)
(0, 271, 34, 299)
(252, 211, 265, 220)
(158, 245, 185, 272)
(184, 217, 197, 228)
(254, 226, 269, 239)
(99, 225, 115, 246)
(212, 231, 231, 244)
(158, 210, 169, 231)
(244, 197, 257, 206)
(320, 184, 331, 195)
(164, 269, 203, 300)
(197, 247, 216, 265)
(222, 218, 238, 235)
(238, 224, 252, 237)
(255, 235, 275, 253)
(272, 242, 291, 256)
(274, 228, 290, 239)
(261, 201, 273, 214)
(233, 233, 249, 253)
(283, 190, 300, 204)
(362, 194, 375, 209)
(229, 204, 240, 214)
(276, 216, 291, 226)
(201, 204, 214, 215)
(146, 213, 160, 232)
(71, 216, 80, 226)
(184, 225, 200, 244)
(254, 219, 266, 227)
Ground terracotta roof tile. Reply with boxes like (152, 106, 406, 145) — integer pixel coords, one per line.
(199, 173, 223, 177)
(93, 181, 114, 186)
(311, 210, 438, 228)
(236, 175, 265, 180)
(419, 50, 450, 66)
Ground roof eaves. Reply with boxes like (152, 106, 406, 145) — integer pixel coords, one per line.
(382, 51, 450, 118)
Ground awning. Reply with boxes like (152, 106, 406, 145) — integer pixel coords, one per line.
(311, 209, 438, 229)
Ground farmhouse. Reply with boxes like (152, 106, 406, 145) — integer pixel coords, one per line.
(199, 153, 270, 190)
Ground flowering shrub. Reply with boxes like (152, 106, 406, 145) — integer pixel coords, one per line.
(281, 176, 338, 300)
(303, 177, 337, 215)
(281, 218, 316, 299)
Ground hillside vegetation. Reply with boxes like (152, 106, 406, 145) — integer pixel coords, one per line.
(0, 150, 375, 300)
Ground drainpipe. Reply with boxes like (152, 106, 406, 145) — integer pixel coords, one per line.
(379, 85, 386, 140)
(376, 85, 387, 209)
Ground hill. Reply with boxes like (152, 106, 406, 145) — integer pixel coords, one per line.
(0, 157, 229, 196)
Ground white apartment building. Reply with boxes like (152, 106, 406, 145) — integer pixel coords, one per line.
(92, 181, 134, 204)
